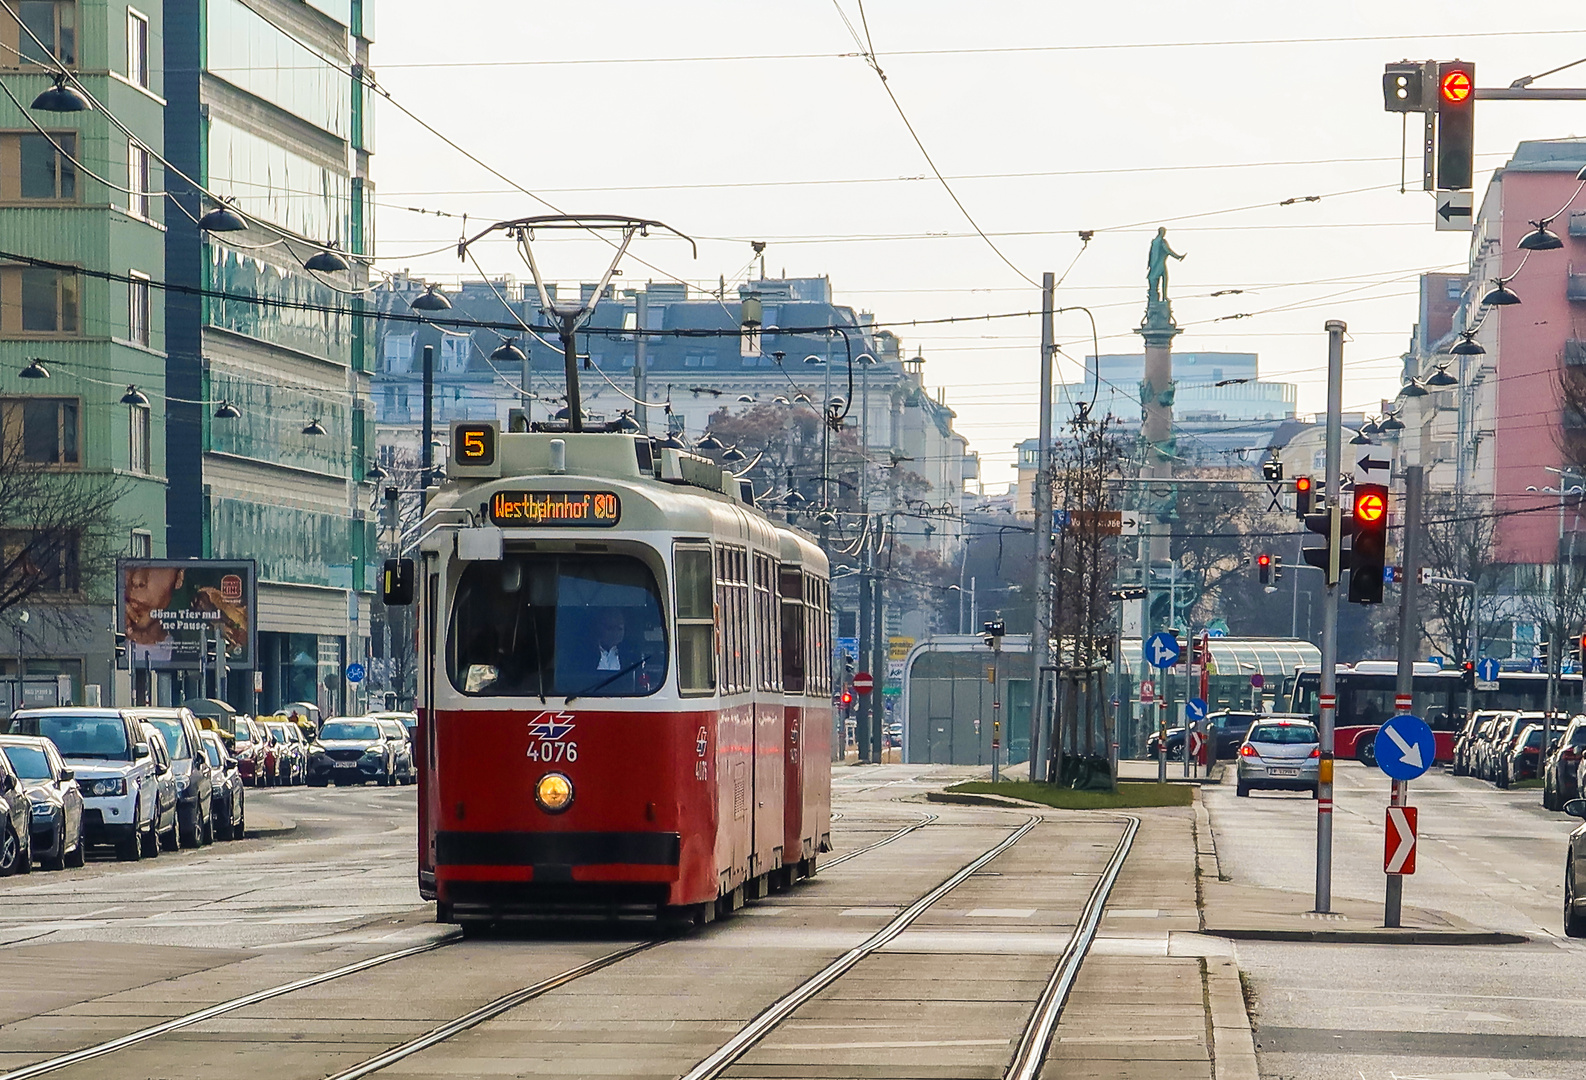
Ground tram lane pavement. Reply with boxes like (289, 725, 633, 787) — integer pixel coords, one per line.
(1204, 759, 1586, 1080)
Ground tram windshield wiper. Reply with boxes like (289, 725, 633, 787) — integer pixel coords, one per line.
(526, 601, 547, 704)
(564, 655, 651, 704)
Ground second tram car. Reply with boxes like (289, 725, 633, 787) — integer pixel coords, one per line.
(392, 424, 832, 924)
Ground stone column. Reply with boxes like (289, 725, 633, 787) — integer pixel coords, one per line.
(1137, 297, 1181, 613)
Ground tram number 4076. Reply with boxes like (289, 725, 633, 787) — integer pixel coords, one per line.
(527, 740, 578, 763)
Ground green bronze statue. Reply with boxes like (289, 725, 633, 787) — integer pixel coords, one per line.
(1146, 227, 1185, 303)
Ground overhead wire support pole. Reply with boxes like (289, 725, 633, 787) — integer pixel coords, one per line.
(1032, 271, 1055, 783)
(1316, 319, 1346, 914)
(1387, 464, 1424, 929)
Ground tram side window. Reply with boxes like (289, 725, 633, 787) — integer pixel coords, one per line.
(779, 567, 805, 692)
(446, 553, 667, 698)
(754, 553, 779, 692)
(806, 573, 830, 697)
(675, 544, 715, 695)
(717, 545, 750, 695)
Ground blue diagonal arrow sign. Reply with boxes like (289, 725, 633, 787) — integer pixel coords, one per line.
(1374, 714, 1435, 781)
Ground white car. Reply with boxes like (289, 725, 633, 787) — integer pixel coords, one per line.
(1236, 719, 1321, 798)
(6, 708, 163, 860)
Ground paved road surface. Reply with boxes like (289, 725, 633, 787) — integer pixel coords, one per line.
(1207, 759, 1586, 1080)
(0, 766, 1168, 1080)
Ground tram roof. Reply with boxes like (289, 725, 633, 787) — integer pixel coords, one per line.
(1123, 637, 1320, 680)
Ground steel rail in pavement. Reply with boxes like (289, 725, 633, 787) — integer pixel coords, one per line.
(819, 812, 938, 869)
(679, 814, 1044, 1080)
(1004, 814, 1142, 1080)
(0, 939, 455, 1080)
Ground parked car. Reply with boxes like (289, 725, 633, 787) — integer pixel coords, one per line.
(199, 730, 246, 841)
(1205, 712, 1274, 759)
(7, 708, 164, 861)
(1545, 716, 1586, 809)
(309, 718, 397, 786)
(1454, 711, 1502, 776)
(0, 735, 84, 870)
(230, 716, 264, 786)
(367, 711, 418, 743)
(125, 708, 213, 848)
(1463, 717, 1499, 779)
(375, 718, 415, 783)
(263, 721, 306, 785)
(139, 724, 181, 853)
(0, 745, 32, 875)
(1480, 713, 1525, 782)
(1503, 723, 1546, 788)
(1560, 796, 1586, 936)
(1236, 719, 1321, 798)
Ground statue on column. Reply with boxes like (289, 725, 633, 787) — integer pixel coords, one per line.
(1146, 227, 1185, 303)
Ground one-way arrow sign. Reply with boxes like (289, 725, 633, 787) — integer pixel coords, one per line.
(1354, 450, 1391, 485)
(1435, 191, 1473, 233)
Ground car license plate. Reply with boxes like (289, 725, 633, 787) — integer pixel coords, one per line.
(1269, 767, 1299, 777)
(333, 762, 358, 769)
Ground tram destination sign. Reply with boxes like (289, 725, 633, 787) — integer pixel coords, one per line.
(487, 490, 622, 527)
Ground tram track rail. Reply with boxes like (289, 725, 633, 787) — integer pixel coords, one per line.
(819, 812, 937, 869)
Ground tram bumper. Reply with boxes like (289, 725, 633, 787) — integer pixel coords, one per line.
(435, 830, 685, 915)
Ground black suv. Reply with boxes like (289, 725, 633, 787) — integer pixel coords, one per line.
(124, 709, 214, 847)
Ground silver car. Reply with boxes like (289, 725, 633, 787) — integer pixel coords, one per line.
(1236, 719, 1321, 798)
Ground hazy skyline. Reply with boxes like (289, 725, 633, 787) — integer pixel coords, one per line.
(369, 2, 1586, 486)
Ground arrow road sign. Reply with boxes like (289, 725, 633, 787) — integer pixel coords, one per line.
(1435, 191, 1473, 233)
(853, 671, 874, 695)
(1385, 806, 1419, 874)
(1145, 632, 1181, 670)
(1374, 714, 1435, 781)
(1185, 697, 1208, 723)
(1354, 450, 1392, 485)
(1119, 514, 1139, 536)
(1475, 656, 1500, 691)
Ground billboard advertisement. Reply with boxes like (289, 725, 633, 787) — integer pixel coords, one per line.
(117, 559, 257, 670)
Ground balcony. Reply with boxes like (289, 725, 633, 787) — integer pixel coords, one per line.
(1571, 264, 1586, 303)
(1572, 210, 1586, 238)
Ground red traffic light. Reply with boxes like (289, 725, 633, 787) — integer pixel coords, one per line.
(1257, 553, 1271, 567)
(840, 690, 853, 705)
(1355, 490, 1387, 523)
(1295, 476, 1312, 494)
(1440, 68, 1472, 104)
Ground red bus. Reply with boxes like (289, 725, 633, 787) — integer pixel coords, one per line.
(393, 424, 832, 926)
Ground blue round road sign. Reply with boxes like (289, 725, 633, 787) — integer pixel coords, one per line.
(345, 662, 366, 684)
(1185, 697, 1209, 723)
(1373, 714, 1435, 781)
(1476, 657, 1500, 683)
(1144, 632, 1181, 670)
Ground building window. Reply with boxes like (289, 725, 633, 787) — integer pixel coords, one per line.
(0, 266, 79, 335)
(129, 529, 151, 558)
(0, 529, 80, 592)
(1, 132, 77, 201)
(128, 271, 149, 345)
(126, 8, 147, 87)
(4, 1, 76, 67)
(129, 401, 149, 472)
(127, 140, 148, 217)
(382, 332, 414, 372)
(1, 397, 79, 464)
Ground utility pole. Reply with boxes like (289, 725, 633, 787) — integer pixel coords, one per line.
(1032, 271, 1055, 782)
(1387, 464, 1424, 928)
(870, 520, 885, 765)
(858, 514, 874, 763)
(634, 290, 648, 432)
(1316, 319, 1346, 914)
(421, 343, 434, 513)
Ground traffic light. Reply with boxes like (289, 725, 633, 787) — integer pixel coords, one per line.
(1539, 639, 1551, 668)
(1302, 498, 1355, 583)
(204, 633, 219, 665)
(1273, 555, 1284, 583)
(1262, 458, 1283, 482)
(1382, 61, 1425, 112)
(1256, 553, 1271, 585)
(113, 632, 127, 669)
(1294, 476, 1313, 519)
(1460, 660, 1475, 690)
(1435, 60, 1475, 190)
(1348, 483, 1389, 604)
(382, 558, 415, 606)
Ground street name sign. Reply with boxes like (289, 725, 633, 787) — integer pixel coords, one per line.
(1374, 714, 1435, 781)
(1145, 632, 1181, 670)
(1475, 656, 1500, 691)
(1385, 806, 1418, 874)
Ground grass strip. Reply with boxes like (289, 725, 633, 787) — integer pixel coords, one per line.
(945, 780, 1195, 809)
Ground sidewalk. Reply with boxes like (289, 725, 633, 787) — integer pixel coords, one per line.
(243, 809, 296, 840)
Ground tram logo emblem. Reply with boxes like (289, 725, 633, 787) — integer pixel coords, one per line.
(528, 712, 577, 741)
(696, 727, 708, 757)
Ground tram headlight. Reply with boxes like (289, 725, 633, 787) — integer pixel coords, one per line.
(534, 772, 574, 814)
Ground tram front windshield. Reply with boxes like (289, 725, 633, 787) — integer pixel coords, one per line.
(448, 554, 667, 698)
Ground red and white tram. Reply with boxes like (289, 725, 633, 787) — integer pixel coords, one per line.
(387, 422, 832, 924)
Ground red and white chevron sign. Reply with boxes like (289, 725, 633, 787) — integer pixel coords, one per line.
(1385, 806, 1418, 875)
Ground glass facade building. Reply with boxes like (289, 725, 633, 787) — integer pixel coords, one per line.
(165, 0, 375, 717)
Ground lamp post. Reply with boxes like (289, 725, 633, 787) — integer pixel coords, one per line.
(12, 609, 27, 711)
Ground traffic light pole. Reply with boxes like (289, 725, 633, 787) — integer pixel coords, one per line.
(1032, 272, 1055, 783)
(1387, 464, 1424, 929)
(1316, 319, 1346, 915)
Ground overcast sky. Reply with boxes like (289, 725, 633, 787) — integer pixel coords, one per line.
(369, 2, 1586, 489)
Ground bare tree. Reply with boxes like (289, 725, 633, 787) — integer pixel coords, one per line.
(1415, 491, 1502, 662)
(0, 432, 128, 622)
